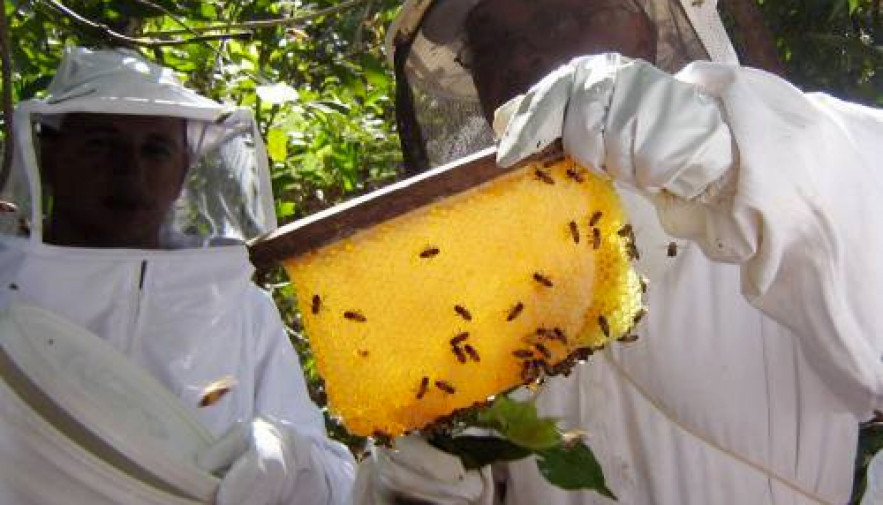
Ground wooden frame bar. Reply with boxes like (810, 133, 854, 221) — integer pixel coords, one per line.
(248, 142, 564, 269)
(248, 148, 507, 269)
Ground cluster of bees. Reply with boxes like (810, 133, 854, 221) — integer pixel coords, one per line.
(304, 156, 664, 438)
(409, 165, 654, 404)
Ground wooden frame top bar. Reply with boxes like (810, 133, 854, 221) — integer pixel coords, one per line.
(249, 147, 514, 269)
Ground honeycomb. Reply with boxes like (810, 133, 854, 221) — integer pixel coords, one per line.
(283, 157, 644, 437)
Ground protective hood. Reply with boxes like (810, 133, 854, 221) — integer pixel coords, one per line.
(384, 0, 740, 278)
(386, 0, 738, 102)
(2, 46, 277, 248)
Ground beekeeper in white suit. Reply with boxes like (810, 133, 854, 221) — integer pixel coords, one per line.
(0, 47, 355, 504)
(354, 0, 883, 504)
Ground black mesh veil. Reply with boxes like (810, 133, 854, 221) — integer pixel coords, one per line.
(391, 0, 734, 169)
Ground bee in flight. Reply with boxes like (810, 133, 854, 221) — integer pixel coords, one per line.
(199, 375, 237, 407)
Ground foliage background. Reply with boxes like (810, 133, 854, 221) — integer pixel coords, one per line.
(2, 0, 882, 497)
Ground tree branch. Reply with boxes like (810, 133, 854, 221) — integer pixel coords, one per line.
(42, 0, 251, 47)
(719, 0, 786, 76)
(0, 0, 15, 192)
(142, 0, 373, 37)
(130, 0, 258, 80)
(133, 0, 235, 43)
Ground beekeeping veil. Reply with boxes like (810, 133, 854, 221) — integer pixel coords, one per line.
(386, 0, 739, 169)
(1, 46, 277, 247)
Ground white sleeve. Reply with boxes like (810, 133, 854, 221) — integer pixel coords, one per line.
(248, 287, 356, 505)
(656, 62, 883, 416)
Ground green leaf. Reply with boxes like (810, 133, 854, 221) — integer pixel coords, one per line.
(477, 396, 562, 450)
(536, 442, 616, 500)
(358, 54, 389, 88)
(429, 435, 533, 470)
(199, 2, 218, 19)
(275, 201, 296, 219)
(267, 127, 289, 163)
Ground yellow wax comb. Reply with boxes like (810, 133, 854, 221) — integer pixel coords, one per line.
(250, 149, 643, 437)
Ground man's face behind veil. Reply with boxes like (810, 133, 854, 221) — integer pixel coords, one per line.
(464, 0, 657, 121)
(40, 113, 188, 249)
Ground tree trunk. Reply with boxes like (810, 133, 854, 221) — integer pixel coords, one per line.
(719, 0, 786, 76)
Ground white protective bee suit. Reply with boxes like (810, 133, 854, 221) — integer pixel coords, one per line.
(0, 47, 355, 505)
(356, 1, 883, 504)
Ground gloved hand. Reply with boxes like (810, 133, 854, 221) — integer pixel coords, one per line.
(862, 450, 883, 505)
(352, 435, 493, 505)
(197, 417, 314, 505)
(495, 53, 735, 203)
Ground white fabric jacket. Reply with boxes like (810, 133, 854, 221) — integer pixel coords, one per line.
(356, 60, 883, 504)
(493, 60, 883, 505)
(0, 237, 355, 504)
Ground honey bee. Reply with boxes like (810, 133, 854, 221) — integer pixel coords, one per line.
(617, 224, 633, 238)
(521, 359, 547, 383)
(464, 344, 480, 362)
(551, 327, 568, 345)
(199, 376, 237, 407)
(420, 247, 441, 258)
(619, 334, 640, 343)
(534, 169, 555, 185)
(452, 346, 467, 363)
(565, 168, 584, 183)
(311, 295, 321, 315)
(450, 331, 470, 346)
(627, 243, 641, 261)
(416, 376, 430, 399)
(343, 310, 367, 322)
(357, 349, 370, 358)
(507, 302, 525, 321)
(667, 241, 679, 258)
(435, 380, 456, 394)
(639, 276, 648, 294)
(513, 349, 534, 359)
(372, 430, 393, 447)
(598, 315, 610, 338)
(592, 227, 602, 250)
(573, 347, 594, 362)
(589, 211, 603, 227)
(569, 221, 580, 244)
(533, 272, 554, 287)
(633, 307, 648, 326)
(520, 360, 539, 381)
(534, 343, 552, 360)
(454, 304, 472, 321)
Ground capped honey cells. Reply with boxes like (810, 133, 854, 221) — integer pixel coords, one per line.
(284, 157, 645, 437)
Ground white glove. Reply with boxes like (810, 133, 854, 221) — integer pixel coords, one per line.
(352, 435, 493, 505)
(496, 53, 735, 281)
(197, 417, 319, 505)
(496, 53, 735, 202)
(862, 450, 883, 505)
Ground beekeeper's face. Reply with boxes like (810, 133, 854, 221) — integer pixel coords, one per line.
(465, 0, 656, 123)
(40, 113, 188, 249)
